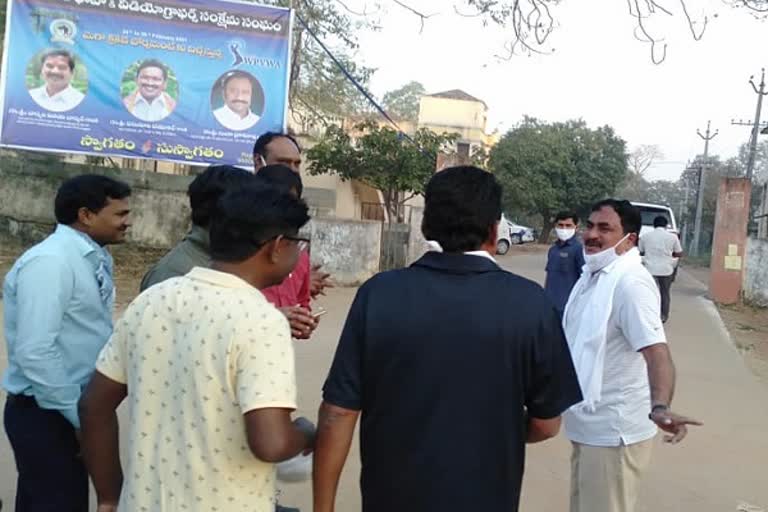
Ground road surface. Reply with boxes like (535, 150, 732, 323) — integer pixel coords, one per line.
(1, 251, 766, 511)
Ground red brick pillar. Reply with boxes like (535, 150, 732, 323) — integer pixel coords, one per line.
(709, 177, 752, 304)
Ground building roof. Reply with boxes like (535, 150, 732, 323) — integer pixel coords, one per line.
(426, 89, 487, 108)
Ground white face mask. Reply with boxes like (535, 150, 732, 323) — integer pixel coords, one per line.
(556, 228, 576, 241)
(583, 233, 631, 274)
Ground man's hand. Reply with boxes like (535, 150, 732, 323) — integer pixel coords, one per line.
(97, 503, 118, 512)
(310, 264, 333, 298)
(650, 408, 702, 444)
(279, 306, 317, 340)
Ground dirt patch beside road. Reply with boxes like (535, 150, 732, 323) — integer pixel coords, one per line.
(682, 262, 768, 385)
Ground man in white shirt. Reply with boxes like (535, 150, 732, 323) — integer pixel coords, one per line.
(563, 199, 700, 512)
(213, 71, 261, 131)
(28, 50, 85, 112)
(123, 59, 176, 122)
(639, 216, 684, 323)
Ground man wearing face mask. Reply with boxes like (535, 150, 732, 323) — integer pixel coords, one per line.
(562, 199, 701, 512)
(545, 211, 585, 317)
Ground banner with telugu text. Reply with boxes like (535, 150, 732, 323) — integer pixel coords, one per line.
(0, 0, 292, 167)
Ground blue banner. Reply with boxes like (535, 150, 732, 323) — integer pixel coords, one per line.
(0, 0, 292, 167)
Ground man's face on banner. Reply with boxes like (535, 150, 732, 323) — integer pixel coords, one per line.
(137, 66, 166, 101)
(41, 55, 73, 92)
(223, 76, 253, 118)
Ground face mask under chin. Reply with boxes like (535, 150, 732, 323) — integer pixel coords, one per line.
(583, 233, 631, 273)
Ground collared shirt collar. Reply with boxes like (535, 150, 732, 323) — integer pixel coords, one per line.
(186, 225, 210, 251)
(186, 267, 256, 290)
(413, 251, 501, 275)
(464, 250, 496, 262)
(41, 84, 76, 101)
(55, 224, 103, 257)
(136, 93, 168, 110)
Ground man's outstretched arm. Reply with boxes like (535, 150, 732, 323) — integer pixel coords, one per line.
(313, 401, 360, 512)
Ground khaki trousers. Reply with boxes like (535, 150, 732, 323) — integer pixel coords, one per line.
(570, 438, 654, 512)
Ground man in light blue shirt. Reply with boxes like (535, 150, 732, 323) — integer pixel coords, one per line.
(3, 174, 131, 511)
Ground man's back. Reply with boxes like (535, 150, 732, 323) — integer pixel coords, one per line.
(639, 228, 681, 277)
(323, 252, 581, 512)
(96, 267, 297, 511)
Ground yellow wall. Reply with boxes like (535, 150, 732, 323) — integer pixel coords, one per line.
(418, 96, 488, 144)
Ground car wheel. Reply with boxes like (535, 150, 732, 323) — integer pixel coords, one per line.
(510, 234, 522, 245)
(497, 239, 510, 255)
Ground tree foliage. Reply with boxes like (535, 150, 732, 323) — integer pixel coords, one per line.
(382, 81, 425, 121)
(489, 117, 627, 241)
(306, 121, 458, 221)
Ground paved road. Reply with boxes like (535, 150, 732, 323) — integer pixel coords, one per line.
(1, 251, 767, 511)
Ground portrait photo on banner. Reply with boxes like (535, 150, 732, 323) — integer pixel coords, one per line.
(26, 48, 88, 113)
(210, 69, 265, 132)
(121, 59, 179, 123)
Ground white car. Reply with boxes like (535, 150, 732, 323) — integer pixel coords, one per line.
(497, 216, 513, 255)
(631, 202, 679, 237)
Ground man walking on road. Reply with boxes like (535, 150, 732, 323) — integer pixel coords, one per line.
(545, 211, 585, 317)
(563, 199, 701, 512)
(639, 216, 683, 323)
(79, 184, 316, 512)
(313, 166, 583, 512)
(2, 174, 132, 511)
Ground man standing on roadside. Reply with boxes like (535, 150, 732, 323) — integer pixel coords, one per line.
(545, 211, 585, 317)
(563, 199, 700, 512)
(253, 132, 333, 299)
(313, 166, 583, 512)
(639, 216, 683, 323)
(79, 184, 315, 512)
(2, 175, 132, 511)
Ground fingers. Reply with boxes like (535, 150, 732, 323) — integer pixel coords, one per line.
(664, 424, 688, 444)
(280, 306, 317, 338)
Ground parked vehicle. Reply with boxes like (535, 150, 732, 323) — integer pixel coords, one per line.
(497, 215, 512, 255)
(631, 202, 679, 238)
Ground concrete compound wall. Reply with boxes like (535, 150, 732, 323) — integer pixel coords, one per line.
(308, 218, 381, 286)
(744, 237, 768, 307)
(0, 157, 192, 247)
(0, 157, 382, 286)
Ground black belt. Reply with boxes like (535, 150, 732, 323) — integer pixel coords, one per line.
(6, 394, 38, 407)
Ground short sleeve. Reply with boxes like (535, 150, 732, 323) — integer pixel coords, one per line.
(525, 303, 583, 419)
(322, 287, 366, 411)
(673, 236, 683, 253)
(96, 315, 130, 385)
(233, 307, 297, 413)
(617, 274, 667, 351)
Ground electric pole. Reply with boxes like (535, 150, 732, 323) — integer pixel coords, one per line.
(731, 69, 768, 182)
(692, 121, 718, 257)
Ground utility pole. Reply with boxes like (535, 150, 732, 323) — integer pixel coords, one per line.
(692, 121, 718, 257)
(731, 68, 768, 182)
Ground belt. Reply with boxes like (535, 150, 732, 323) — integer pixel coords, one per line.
(6, 394, 38, 407)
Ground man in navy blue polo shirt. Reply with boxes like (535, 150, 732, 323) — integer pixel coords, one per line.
(312, 166, 583, 512)
(545, 211, 585, 318)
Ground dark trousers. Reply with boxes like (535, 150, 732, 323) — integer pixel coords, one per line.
(3, 396, 88, 512)
(654, 275, 674, 322)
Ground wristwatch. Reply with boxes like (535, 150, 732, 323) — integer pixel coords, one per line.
(648, 404, 668, 420)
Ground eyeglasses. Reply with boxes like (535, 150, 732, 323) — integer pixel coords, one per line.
(284, 235, 310, 252)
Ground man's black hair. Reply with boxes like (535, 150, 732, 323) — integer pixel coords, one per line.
(54, 174, 132, 225)
(591, 199, 642, 236)
(555, 211, 579, 224)
(210, 183, 310, 262)
(136, 59, 168, 81)
(41, 49, 75, 71)
(653, 215, 669, 228)
(188, 165, 255, 227)
(252, 132, 301, 158)
(221, 70, 254, 90)
(257, 164, 303, 198)
(422, 166, 502, 253)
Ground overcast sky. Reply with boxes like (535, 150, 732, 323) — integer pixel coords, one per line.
(346, 0, 767, 182)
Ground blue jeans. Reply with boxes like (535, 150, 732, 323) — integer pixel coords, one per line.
(4, 396, 88, 512)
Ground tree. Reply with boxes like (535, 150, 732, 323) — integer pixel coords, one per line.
(489, 117, 627, 241)
(382, 81, 425, 122)
(307, 121, 458, 221)
(628, 144, 664, 177)
(253, 0, 377, 123)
